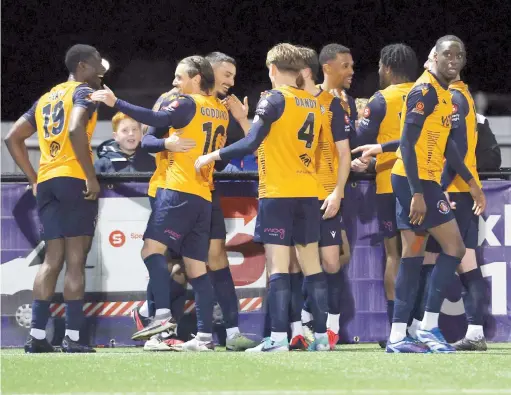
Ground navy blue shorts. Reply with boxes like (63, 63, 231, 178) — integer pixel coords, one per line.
(210, 190, 227, 240)
(253, 198, 320, 246)
(144, 189, 211, 262)
(149, 195, 156, 211)
(319, 200, 344, 247)
(426, 192, 479, 252)
(37, 177, 98, 241)
(391, 174, 455, 232)
(375, 193, 398, 238)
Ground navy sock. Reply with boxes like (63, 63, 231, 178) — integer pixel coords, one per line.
(143, 254, 171, 311)
(425, 253, 460, 313)
(268, 273, 291, 333)
(304, 272, 328, 333)
(410, 264, 434, 322)
(169, 277, 187, 321)
(209, 267, 239, 329)
(386, 300, 394, 325)
(302, 278, 311, 316)
(263, 297, 272, 338)
(65, 300, 84, 331)
(189, 273, 215, 334)
(326, 270, 342, 315)
(393, 257, 424, 323)
(289, 272, 304, 323)
(31, 300, 51, 330)
(459, 268, 485, 325)
(146, 283, 156, 317)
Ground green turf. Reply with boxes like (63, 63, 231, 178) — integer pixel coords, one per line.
(2, 343, 511, 394)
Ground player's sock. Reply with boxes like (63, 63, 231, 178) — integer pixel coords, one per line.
(209, 267, 239, 329)
(143, 254, 171, 311)
(420, 312, 439, 331)
(30, 300, 51, 339)
(386, 300, 394, 325)
(408, 318, 421, 339)
(389, 323, 408, 344)
(459, 267, 485, 331)
(189, 273, 215, 335)
(424, 253, 461, 314)
(290, 321, 304, 338)
(301, 309, 313, 324)
(270, 331, 288, 343)
(413, 265, 434, 321)
(326, 270, 342, 320)
(327, 314, 340, 334)
(263, 299, 272, 338)
(145, 281, 155, 317)
(393, 256, 424, 333)
(303, 272, 328, 334)
(289, 272, 304, 325)
(169, 277, 187, 321)
(268, 273, 291, 336)
(465, 324, 484, 341)
(65, 300, 84, 341)
(196, 332, 213, 341)
(139, 300, 151, 318)
(226, 326, 240, 340)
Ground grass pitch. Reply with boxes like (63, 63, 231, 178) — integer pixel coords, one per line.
(2, 343, 511, 394)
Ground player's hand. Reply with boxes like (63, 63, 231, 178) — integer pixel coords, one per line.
(351, 144, 383, 159)
(84, 177, 100, 200)
(321, 193, 342, 219)
(444, 191, 456, 210)
(468, 180, 486, 216)
(90, 84, 117, 107)
(410, 193, 427, 226)
(223, 95, 249, 121)
(164, 130, 196, 152)
(194, 153, 215, 172)
(351, 157, 370, 173)
(27, 183, 37, 197)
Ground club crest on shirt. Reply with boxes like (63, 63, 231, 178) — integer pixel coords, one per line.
(437, 200, 451, 215)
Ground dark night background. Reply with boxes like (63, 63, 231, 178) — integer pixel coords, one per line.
(2, 0, 511, 121)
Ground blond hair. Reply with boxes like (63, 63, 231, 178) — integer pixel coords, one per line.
(111, 112, 140, 133)
(266, 43, 305, 73)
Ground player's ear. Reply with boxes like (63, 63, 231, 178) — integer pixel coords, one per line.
(322, 63, 330, 76)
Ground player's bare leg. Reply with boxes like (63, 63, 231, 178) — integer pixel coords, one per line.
(452, 248, 487, 351)
(295, 243, 330, 351)
(25, 239, 65, 353)
(60, 235, 95, 352)
(208, 238, 256, 351)
(170, 257, 215, 352)
(288, 251, 307, 350)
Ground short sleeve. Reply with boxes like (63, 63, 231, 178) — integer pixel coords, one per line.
(22, 100, 38, 128)
(72, 84, 97, 119)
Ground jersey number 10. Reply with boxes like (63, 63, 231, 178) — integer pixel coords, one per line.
(298, 113, 315, 148)
(202, 122, 226, 155)
(42, 101, 65, 138)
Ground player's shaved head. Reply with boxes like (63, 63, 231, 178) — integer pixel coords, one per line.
(65, 44, 100, 74)
(380, 44, 418, 83)
(319, 43, 350, 66)
(435, 35, 465, 53)
(205, 52, 236, 67)
(178, 56, 215, 93)
(296, 46, 320, 82)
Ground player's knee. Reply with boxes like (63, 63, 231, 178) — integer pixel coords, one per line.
(39, 260, 64, 279)
(444, 243, 465, 260)
(321, 255, 341, 274)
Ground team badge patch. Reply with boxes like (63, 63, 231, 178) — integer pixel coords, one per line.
(363, 106, 370, 118)
(344, 114, 350, 124)
(412, 101, 425, 115)
(437, 200, 451, 215)
(452, 104, 458, 113)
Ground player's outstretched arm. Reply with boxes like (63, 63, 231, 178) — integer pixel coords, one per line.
(4, 116, 38, 193)
(69, 106, 100, 200)
(141, 127, 196, 153)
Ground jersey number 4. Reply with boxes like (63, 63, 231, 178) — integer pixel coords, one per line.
(298, 113, 315, 148)
(202, 122, 226, 155)
(42, 101, 65, 138)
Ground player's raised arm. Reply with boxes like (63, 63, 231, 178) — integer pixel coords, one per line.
(194, 91, 284, 170)
(91, 86, 194, 129)
(4, 102, 39, 192)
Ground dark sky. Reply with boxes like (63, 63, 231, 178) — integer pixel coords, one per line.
(2, 0, 511, 120)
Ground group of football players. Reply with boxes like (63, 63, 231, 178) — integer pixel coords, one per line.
(6, 34, 487, 354)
